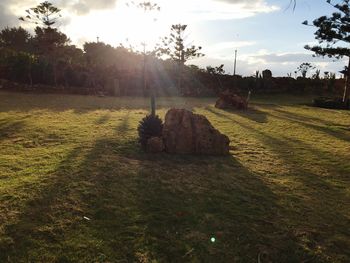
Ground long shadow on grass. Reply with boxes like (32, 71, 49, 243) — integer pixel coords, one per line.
(273, 108, 349, 127)
(77, 140, 319, 262)
(0, 135, 316, 262)
(132, 154, 307, 262)
(206, 107, 350, 262)
(94, 113, 111, 125)
(116, 111, 130, 134)
(0, 147, 86, 261)
(244, 131, 350, 262)
(0, 118, 26, 142)
(205, 106, 268, 124)
(267, 110, 350, 143)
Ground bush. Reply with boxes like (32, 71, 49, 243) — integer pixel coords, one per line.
(137, 115, 163, 150)
(313, 97, 349, 110)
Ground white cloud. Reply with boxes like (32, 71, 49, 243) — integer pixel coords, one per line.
(158, 0, 279, 22)
(0, 0, 119, 28)
(210, 41, 256, 50)
(204, 41, 256, 59)
(242, 51, 342, 65)
(62, 0, 118, 15)
(1, 0, 279, 48)
(1, 0, 36, 27)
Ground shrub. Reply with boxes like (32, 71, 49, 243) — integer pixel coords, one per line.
(137, 115, 163, 150)
(313, 97, 349, 110)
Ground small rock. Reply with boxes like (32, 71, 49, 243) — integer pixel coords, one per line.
(146, 137, 165, 153)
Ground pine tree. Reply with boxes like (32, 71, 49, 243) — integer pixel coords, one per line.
(303, 0, 350, 102)
(158, 24, 204, 95)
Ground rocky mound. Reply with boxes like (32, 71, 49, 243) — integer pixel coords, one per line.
(161, 109, 230, 155)
(215, 90, 248, 110)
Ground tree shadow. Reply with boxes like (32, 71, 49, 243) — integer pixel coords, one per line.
(204, 106, 350, 261)
(0, 135, 319, 262)
(267, 110, 350, 143)
(273, 108, 338, 126)
(94, 114, 111, 125)
(205, 106, 268, 124)
(234, 107, 268, 123)
(274, 108, 350, 128)
(115, 111, 131, 134)
(253, 102, 281, 108)
(1, 109, 349, 262)
(0, 147, 85, 261)
(246, 130, 350, 261)
(74, 140, 319, 262)
(0, 118, 26, 142)
(132, 153, 316, 262)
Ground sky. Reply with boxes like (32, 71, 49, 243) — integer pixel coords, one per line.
(0, 0, 347, 77)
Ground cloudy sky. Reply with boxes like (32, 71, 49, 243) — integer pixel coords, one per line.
(0, 0, 346, 76)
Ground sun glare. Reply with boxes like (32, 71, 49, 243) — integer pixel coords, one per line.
(63, 0, 276, 51)
(64, 0, 174, 51)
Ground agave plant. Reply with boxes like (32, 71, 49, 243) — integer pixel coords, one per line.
(137, 114, 163, 150)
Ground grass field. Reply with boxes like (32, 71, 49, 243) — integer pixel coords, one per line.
(0, 91, 349, 262)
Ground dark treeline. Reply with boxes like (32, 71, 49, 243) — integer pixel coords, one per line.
(0, 1, 346, 98)
(0, 25, 221, 96)
(0, 24, 346, 97)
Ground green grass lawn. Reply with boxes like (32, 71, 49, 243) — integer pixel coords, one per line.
(0, 91, 349, 262)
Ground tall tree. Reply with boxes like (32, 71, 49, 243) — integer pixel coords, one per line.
(159, 24, 204, 94)
(19, 1, 62, 28)
(19, 1, 67, 87)
(303, 0, 350, 102)
(19, 1, 65, 52)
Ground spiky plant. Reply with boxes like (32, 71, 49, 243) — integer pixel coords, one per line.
(137, 114, 163, 150)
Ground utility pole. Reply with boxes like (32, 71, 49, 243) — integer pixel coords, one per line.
(233, 49, 237, 76)
(142, 42, 147, 97)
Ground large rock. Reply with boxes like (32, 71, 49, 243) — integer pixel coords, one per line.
(146, 137, 165, 153)
(162, 109, 230, 155)
(215, 90, 248, 110)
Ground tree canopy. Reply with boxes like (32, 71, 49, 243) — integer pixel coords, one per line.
(304, 0, 350, 58)
(157, 24, 204, 94)
(159, 24, 204, 64)
(19, 1, 62, 28)
(303, 0, 350, 101)
(0, 27, 31, 52)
